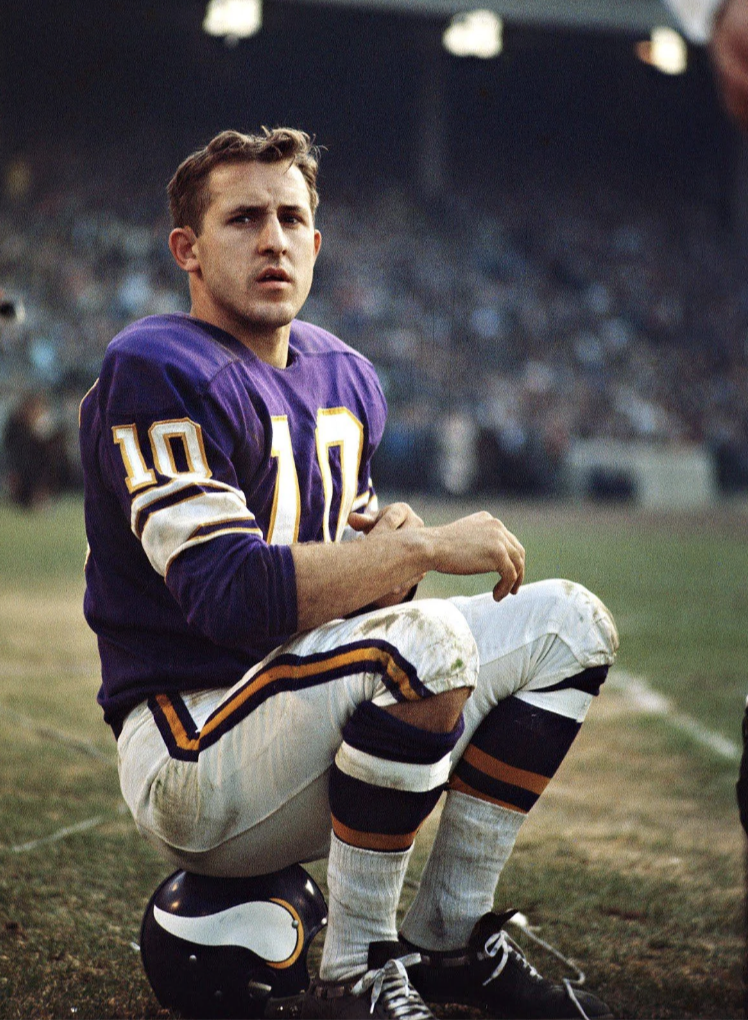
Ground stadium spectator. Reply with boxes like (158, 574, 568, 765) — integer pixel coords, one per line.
(2, 390, 74, 508)
(2, 140, 748, 493)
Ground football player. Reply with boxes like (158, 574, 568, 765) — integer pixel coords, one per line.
(79, 129, 619, 1020)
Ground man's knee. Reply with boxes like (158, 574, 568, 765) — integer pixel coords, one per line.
(376, 600, 477, 731)
(385, 685, 471, 733)
(331, 698, 465, 849)
(365, 598, 480, 703)
(545, 578, 619, 666)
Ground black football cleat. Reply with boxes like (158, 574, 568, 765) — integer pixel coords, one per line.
(301, 941, 436, 1019)
(403, 910, 613, 1019)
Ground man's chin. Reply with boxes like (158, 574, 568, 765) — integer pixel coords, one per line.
(243, 300, 299, 330)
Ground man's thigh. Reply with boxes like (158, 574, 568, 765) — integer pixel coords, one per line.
(118, 597, 477, 875)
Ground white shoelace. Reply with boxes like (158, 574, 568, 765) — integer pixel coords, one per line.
(482, 930, 543, 985)
(352, 955, 433, 1019)
(481, 931, 593, 1020)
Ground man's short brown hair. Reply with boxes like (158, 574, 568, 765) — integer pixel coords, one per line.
(167, 127, 321, 234)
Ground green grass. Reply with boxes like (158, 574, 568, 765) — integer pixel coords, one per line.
(0, 495, 744, 1018)
(0, 498, 88, 586)
(417, 498, 748, 744)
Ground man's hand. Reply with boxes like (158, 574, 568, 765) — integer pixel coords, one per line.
(429, 511, 526, 601)
(348, 501, 424, 536)
(350, 506, 525, 603)
(293, 506, 525, 630)
(348, 502, 425, 606)
(711, 0, 748, 130)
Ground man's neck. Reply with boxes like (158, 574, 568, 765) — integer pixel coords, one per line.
(240, 328, 291, 369)
(190, 306, 291, 368)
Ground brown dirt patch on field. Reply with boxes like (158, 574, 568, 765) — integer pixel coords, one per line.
(524, 688, 742, 871)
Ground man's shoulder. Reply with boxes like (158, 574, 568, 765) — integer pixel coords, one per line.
(96, 315, 244, 418)
(291, 319, 374, 368)
(107, 314, 237, 374)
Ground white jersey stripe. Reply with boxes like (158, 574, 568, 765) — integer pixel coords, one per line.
(141, 490, 259, 576)
(130, 476, 250, 533)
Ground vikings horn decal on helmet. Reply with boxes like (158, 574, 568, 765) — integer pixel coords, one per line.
(140, 864, 328, 1019)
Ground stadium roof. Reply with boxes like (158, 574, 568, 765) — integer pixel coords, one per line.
(290, 0, 680, 33)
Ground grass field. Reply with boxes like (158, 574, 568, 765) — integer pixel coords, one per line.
(0, 494, 745, 1019)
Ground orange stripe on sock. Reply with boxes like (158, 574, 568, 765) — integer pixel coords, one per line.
(448, 774, 529, 814)
(332, 817, 418, 852)
(461, 744, 551, 795)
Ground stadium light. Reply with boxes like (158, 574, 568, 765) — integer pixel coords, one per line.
(442, 9, 503, 59)
(203, 0, 262, 42)
(634, 26, 687, 75)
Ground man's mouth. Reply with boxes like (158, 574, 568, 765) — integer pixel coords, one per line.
(257, 267, 291, 283)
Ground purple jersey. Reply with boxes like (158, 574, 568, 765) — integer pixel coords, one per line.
(79, 313, 386, 729)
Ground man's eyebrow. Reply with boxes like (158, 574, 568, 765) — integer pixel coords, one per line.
(225, 202, 309, 216)
(225, 203, 265, 216)
(278, 203, 310, 217)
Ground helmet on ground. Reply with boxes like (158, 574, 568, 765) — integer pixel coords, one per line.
(140, 864, 328, 1019)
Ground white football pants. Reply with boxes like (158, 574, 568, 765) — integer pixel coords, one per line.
(117, 579, 617, 876)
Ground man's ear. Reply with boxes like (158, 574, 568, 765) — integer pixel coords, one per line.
(169, 227, 200, 272)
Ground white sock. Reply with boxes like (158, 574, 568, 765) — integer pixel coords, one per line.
(400, 790, 524, 951)
(320, 832, 413, 982)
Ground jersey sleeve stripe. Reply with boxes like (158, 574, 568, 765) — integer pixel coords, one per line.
(131, 477, 250, 536)
(187, 518, 264, 540)
(365, 480, 378, 516)
(140, 490, 260, 576)
(350, 489, 372, 512)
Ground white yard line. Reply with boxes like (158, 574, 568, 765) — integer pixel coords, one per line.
(2, 804, 129, 854)
(0, 704, 122, 854)
(0, 703, 116, 764)
(607, 669, 741, 762)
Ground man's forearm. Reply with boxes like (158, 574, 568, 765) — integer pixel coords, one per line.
(291, 508, 526, 632)
(291, 529, 431, 631)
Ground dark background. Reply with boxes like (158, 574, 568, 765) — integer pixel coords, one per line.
(1, 0, 736, 204)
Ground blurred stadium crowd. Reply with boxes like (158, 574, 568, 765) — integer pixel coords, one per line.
(2, 142, 748, 503)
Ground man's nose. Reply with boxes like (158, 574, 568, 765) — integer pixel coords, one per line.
(258, 216, 286, 253)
